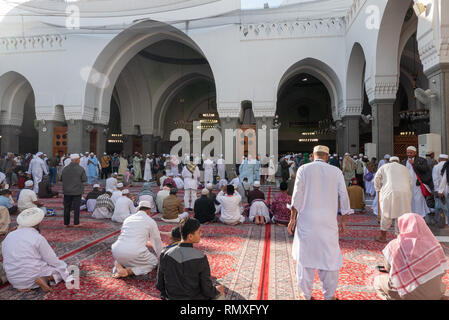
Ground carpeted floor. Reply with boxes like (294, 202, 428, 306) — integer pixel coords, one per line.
(1, 182, 448, 300)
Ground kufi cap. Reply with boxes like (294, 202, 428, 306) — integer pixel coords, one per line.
(407, 146, 417, 152)
(201, 188, 209, 195)
(390, 156, 400, 162)
(384, 154, 391, 159)
(168, 172, 174, 177)
(93, 184, 100, 188)
(344, 153, 350, 156)
(122, 189, 130, 195)
(359, 153, 364, 157)
(104, 152, 107, 155)
(17, 207, 45, 228)
(106, 189, 113, 193)
(333, 154, 337, 157)
(117, 182, 124, 188)
(25, 180, 34, 187)
(313, 145, 329, 154)
(253, 181, 261, 188)
(112, 172, 118, 176)
(440, 154, 449, 159)
(353, 156, 358, 159)
(206, 183, 213, 190)
(85, 152, 89, 154)
(137, 201, 152, 211)
(70, 153, 80, 160)
(36, 152, 43, 157)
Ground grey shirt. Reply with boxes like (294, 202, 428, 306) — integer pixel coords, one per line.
(61, 162, 87, 196)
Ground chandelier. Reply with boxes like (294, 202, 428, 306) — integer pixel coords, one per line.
(399, 109, 429, 121)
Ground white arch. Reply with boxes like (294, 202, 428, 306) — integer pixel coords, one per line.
(0, 71, 34, 126)
(84, 19, 217, 125)
(277, 58, 343, 121)
(345, 42, 366, 116)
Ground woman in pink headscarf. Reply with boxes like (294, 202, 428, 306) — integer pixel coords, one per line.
(374, 213, 448, 300)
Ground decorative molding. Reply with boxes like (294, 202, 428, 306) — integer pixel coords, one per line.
(419, 38, 440, 72)
(252, 101, 276, 118)
(239, 17, 345, 41)
(365, 76, 398, 103)
(217, 102, 240, 118)
(0, 34, 67, 54)
(341, 100, 362, 117)
(344, 0, 366, 30)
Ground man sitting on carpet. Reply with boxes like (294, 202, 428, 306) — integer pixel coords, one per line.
(86, 183, 104, 213)
(111, 189, 137, 223)
(217, 185, 245, 225)
(194, 188, 218, 224)
(37, 176, 59, 199)
(92, 190, 115, 219)
(156, 218, 225, 300)
(347, 178, 365, 213)
(156, 184, 171, 214)
(111, 201, 162, 279)
(1, 207, 74, 292)
(0, 189, 18, 215)
(110, 182, 124, 205)
(18, 180, 47, 215)
(162, 188, 189, 223)
(106, 172, 118, 191)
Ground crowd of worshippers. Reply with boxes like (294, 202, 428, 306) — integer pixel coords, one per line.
(0, 147, 448, 300)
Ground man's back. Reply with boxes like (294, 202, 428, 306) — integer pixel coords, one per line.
(375, 162, 412, 194)
(247, 189, 265, 204)
(162, 195, 183, 220)
(61, 163, 86, 196)
(156, 243, 218, 300)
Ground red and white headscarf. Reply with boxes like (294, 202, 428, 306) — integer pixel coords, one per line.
(383, 213, 448, 296)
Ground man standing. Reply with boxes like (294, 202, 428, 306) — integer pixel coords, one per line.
(182, 162, 200, 210)
(27, 152, 48, 194)
(288, 145, 352, 300)
(3, 153, 16, 186)
(48, 153, 59, 186)
(374, 156, 412, 243)
(402, 146, 433, 217)
(87, 153, 99, 185)
(61, 154, 87, 228)
(280, 156, 292, 183)
(100, 153, 111, 180)
(133, 153, 142, 182)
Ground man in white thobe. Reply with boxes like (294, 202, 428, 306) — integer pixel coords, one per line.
(372, 154, 390, 216)
(111, 201, 162, 278)
(80, 153, 89, 175)
(217, 154, 226, 180)
(1, 207, 74, 292)
(106, 172, 118, 192)
(144, 155, 152, 182)
(403, 146, 431, 217)
(27, 152, 48, 194)
(217, 184, 245, 225)
(373, 156, 412, 243)
(110, 182, 124, 205)
(203, 157, 214, 185)
(182, 162, 200, 210)
(111, 189, 136, 223)
(288, 145, 352, 300)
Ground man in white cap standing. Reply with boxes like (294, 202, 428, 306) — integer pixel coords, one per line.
(402, 146, 433, 217)
(111, 189, 136, 223)
(373, 156, 412, 243)
(288, 145, 352, 300)
(111, 200, 162, 278)
(217, 154, 226, 181)
(182, 162, 200, 210)
(1, 207, 74, 292)
(61, 153, 87, 228)
(27, 152, 48, 194)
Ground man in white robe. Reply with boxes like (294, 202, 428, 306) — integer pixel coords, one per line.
(371, 154, 390, 216)
(373, 156, 412, 243)
(27, 152, 48, 194)
(80, 153, 89, 175)
(144, 155, 152, 182)
(433, 154, 448, 197)
(288, 145, 352, 300)
(1, 208, 74, 292)
(110, 182, 124, 205)
(217, 154, 226, 180)
(111, 189, 136, 223)
(173, 174, 184, 190)
(203, 157, 214, 185)
(403, 146, 431, 217)
(111, 201, 162, 278)
(182, 163, 200, 210)
(217, 185, 245, 225)
(106, 172, 118, 192)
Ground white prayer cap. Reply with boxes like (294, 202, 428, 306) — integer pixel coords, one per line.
(93, 184, 100, 189)
(70, 153, 80, 160)
(168, 172, 174, 177)
(106, 189, 114, 194)
(344, 153, 350, 156)
(201, 188, 209, 196)
(407, 146, 417, 152)
(112, 172, 118, 176)
(137, 201, 152, 211)
(384, 154, 391, 159)
(440, 154, 449, 159)
(254, 181, 261, 188)
(333, 154, 337, 157)
(117, 182, 124, 188)
(353, 156, 358, 159)
(17, 207, 45, 228)
(206, 183, 213, 190)
(390, 156, 400, 162)
(122, 189, 130, 195)
(359, 153, 363, 157)
(36, 152, 43, 157)
(104, 152, 107, 155)
(313, 145, 329, 154)
(25, 180, 34, 187)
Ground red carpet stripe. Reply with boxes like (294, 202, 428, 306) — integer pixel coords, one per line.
(257, 223, 272, 300)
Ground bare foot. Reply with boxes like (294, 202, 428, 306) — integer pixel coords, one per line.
(17, 288, 31, 293)
(113, 263, 129, 278)
(35, 277, 52, 293)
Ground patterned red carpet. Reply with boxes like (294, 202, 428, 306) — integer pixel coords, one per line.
(1, 182, 448, 300)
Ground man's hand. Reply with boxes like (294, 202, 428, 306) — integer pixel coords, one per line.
(408, 158, 414, 165)
(288, 207, 297, 235)
(216, 285, 225, 295)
